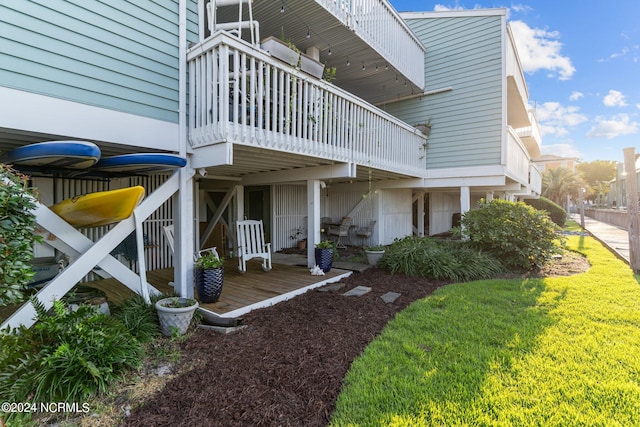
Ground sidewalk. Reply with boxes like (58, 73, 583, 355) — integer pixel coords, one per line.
(571, 213, 630, 263)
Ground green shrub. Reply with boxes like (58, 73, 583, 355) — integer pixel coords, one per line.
(0, 298, 143, 406)
(378, 236, 503, 282)
(0, 165, 43, 305)
(461, 199, 564, 270)
(525, 196, 566, 227)
(112, 294, 160, 343)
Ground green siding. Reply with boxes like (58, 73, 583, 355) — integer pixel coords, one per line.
(384, 14, 504, 169)
(0, 0, 199, 123)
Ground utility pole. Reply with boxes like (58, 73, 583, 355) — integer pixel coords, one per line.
(623, 147, 640, 273)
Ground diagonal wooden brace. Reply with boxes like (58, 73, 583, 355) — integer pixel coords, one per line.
(1, 171, 186, 330)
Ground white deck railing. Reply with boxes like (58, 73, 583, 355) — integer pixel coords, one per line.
(529, 163, 542, 194)
(506, 127, 531, 184)
(317, 0, 425, 88)
(187, 32, 427, 176)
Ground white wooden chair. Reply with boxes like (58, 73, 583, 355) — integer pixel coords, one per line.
(236, 219, 272, 273)
(163, 223, 219, 262)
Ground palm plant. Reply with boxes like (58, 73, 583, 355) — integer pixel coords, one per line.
(542, 167, 585, 210)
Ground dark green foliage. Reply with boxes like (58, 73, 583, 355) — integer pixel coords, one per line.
(0, 165, 43, 305)
(525, 196, 566, 227)
(461, 199, 564, 271)
(0, 298, 143, 406)
(112, 294, 160, 343)
(378, 236, 504, 282)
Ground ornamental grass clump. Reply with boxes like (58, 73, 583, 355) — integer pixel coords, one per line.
(461, 199, 564, 271)
(378, 236, 503, 282)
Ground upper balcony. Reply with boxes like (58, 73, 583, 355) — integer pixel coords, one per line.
(211, 0, 425, 105)
(187, 32, 427, 178)
(506, 24, 530, 129)
(514, 108, 542, 158)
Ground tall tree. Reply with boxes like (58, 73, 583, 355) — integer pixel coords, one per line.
(576, 160, 617, 186)
(576, 160, 617, 203)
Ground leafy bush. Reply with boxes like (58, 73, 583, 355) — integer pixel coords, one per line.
(0, 298, 143, 406)
(525, 196, 566, 227)
(0, 165, 43, 305)
(378, 236, 503, 281)
(112, 294, 160, 343)
(461, 199, 564, 270)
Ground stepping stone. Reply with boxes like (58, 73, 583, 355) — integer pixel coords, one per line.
(197, 324, 247, 334)
(318, 282, 346, 292)
(343, 286, 371, 297)
(380, 292, 401, 304)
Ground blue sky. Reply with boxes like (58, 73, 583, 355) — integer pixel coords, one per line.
(390, 1, 640, 163)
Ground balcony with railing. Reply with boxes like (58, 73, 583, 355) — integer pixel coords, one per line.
(506, 25, 530, 129)
(506, 126, 533, 185)
(187, 32, 427, 177)
(219, 0, 426, 105)
(515, 108, 542, 158)
(316, 0, 425, 89)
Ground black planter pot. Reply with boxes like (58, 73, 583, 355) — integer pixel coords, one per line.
(315, 248, 334, 273)
(195, 267, 224, 303)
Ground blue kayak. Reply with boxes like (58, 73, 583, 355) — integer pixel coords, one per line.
(0, 141, 101, 170)
(91, 153, 187, 174)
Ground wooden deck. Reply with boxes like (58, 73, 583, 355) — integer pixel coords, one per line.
(83, 258, 351, 317)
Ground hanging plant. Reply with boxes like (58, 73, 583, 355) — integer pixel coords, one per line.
(0, 164, 42, 306)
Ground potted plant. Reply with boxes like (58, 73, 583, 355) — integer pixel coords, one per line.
(414, 120, 432, 137)
(315, 240, 337, 272)
(155, 296, 199, 336)
(195, 249, 225, 303)
(364, 245, 386, 266)
(290, 226, 306, 250)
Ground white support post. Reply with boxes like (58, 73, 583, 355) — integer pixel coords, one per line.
(486, 191, 494, 202)
(307, 179, 321, 268)
(460, 186, 470, 237)
(174, 168, 195, 299)
(233, 185, 245, 256)
(416, 191, 425, 237)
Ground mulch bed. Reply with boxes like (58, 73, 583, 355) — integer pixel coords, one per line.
(122, 268, 449, 427)
(122, 251, 589, 427)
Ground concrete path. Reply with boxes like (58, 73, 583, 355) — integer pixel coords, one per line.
(572, 213, 630, 263)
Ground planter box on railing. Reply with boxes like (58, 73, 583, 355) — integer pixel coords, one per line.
(260, 36, 324, 79)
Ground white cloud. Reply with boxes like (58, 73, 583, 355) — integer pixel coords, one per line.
(603, 90, 628, 107)
(587, 114, 638, 139)
(536, 102, 588, 137)
(541, 143, 582, 158)
(511, 4, 533, 14)
(569, 91, 584, 101)
(509, 20, 575, 80)
(433, 4, 466, 11)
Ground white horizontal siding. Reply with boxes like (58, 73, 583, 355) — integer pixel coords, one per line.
(0, 0, 199, 122)
(383, 14, 504, 170)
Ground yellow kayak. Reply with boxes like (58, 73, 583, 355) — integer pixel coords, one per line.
(50, 186, 145, 228)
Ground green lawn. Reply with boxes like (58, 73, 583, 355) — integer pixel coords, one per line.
(331, 235, 640, 426)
